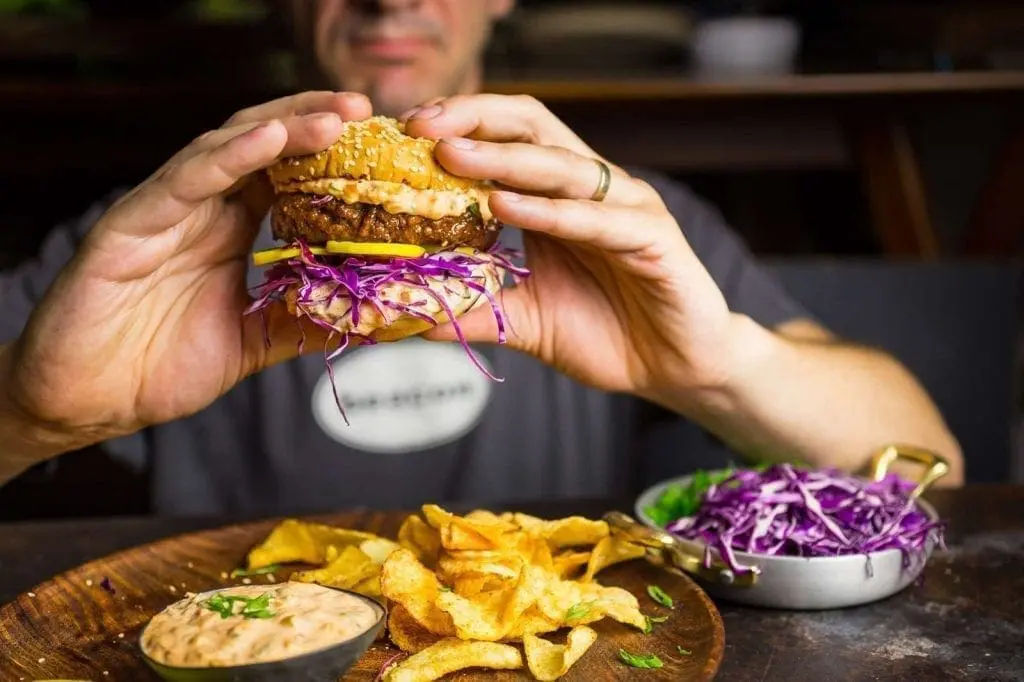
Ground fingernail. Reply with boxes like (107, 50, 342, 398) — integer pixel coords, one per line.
(305, 112, 340, 123)
(398, 106, 421, 121)
(410, 105, 443, 120)
(442, 137, 476, 151)
(494, 191, 522, 203)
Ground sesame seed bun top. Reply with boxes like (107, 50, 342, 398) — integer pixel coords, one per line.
(266, 116, 482, 194)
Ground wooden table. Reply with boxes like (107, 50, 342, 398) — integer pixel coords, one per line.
(1, 485, 1021, 681)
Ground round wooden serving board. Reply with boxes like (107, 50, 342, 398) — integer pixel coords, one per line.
(0, 511, 724, 681)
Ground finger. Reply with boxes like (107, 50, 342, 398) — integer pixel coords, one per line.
(403, 94, 595, 154)
(190, 112, 344, 162)
(421, 284, 537, 354)
(225, 90, 371, 127)
(110, 121, 289, 236)
(488, 191, 662, 253)
(242, 300, 358, 375)
(435, 138, 648, 206)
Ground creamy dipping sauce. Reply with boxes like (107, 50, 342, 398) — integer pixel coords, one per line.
(141, 582, 381, 668)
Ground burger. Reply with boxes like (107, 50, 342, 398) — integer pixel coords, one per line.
(245, 116, 528, 373)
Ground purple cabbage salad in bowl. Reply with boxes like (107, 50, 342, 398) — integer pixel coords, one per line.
(640, 463, 946, 580)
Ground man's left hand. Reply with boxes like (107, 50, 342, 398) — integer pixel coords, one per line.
(403, 94, 740, 401)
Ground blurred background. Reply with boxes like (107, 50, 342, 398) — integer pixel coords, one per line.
(0, 0, 1022, 516)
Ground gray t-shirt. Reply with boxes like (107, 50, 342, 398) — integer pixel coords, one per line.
(0, 171, 807, 515)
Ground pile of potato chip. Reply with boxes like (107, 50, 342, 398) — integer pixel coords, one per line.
(243, 506, 652, 681)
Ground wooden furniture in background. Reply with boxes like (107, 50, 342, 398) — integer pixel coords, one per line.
(2, 7, 1023, 262)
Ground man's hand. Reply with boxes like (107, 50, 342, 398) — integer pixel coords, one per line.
(405, 95, 736, 400)
(3, 91, 371, 463)
(405, 94, 962, 480)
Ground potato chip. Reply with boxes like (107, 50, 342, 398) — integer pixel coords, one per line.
(552, 550, 591, 579)
(380, 548, 456, 636)
(383, 638, 523, 682)
(436, 564, 546, 641)
(247, 506, 658, 682)
(360, 537, 402, 565)
(290, 545, 378, 589)
(581, 535, 646, 582)
(502, 606, 562, 640)
(388, 604, 445, 653)
(536, 579, 647, 631)
(246, 519, 379, 569)
(422, 504, 515, 550)
(397, 515, 441, 567)
(524, 626, 599, 681)
(536, 580, 604, 627)
(464, 509, 507, 524)
(353, 574, 384, 598)
(535, 517, 610, 549)
(438, 553, 522, 583)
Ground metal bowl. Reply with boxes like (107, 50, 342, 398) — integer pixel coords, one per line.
(631, 446, 948, 610)
(139, 586, 385, 682)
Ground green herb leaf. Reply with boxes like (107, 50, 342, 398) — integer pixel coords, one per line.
(618, 649, 663, 669)
(645, 468, 737, 527)
(240, 592, 275, 619)
(642, 614, 670, 634)
(468, 203, 481, 218)
(201, 592, 276, 620)
(677, 646, 692, 656)
(230, 564, 280, 578)
(440, 585, 453, 592)
(202, 594, 234, 619)
(565, 601, 596, 623)
(647, 585, 674, 609)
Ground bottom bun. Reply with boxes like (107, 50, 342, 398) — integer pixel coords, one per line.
(284, 253, 504, 343)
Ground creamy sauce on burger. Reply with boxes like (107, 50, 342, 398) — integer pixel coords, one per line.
(141, 582, 381, 668)
(286, 178, 493, 221)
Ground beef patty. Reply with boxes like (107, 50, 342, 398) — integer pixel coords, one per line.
(271, 193, 500, 250)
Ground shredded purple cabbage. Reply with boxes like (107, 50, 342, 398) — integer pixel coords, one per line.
(244, 239, 529, 423)
(665, 464, 945, 577)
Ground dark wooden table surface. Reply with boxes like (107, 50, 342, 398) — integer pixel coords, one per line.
(1, 486, 1021, 681)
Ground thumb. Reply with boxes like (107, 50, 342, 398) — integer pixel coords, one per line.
(422, 285, 538, 355)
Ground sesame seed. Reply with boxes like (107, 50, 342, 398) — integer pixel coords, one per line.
(38, 657, 45, 664)
(27, 592, 35, 598)
(220, 572, 229, 579)
(85, 579, 93, 587)
(187, 562, 194, 569)
(242, 578, 253, 585)
(118, 633, 125, 639)
(168, 585, 177, 593)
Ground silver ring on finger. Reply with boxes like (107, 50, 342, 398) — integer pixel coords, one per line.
(590, 159, 611, 202)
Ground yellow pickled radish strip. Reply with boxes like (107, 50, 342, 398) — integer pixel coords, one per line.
(325, 240, 426, 258)
(251, 246, 326, 266)
(422, 245, 481, 255)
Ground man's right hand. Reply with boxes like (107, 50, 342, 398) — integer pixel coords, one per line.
(1, 92, 371, 470)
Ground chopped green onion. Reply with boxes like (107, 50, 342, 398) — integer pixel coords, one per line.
(202, 592, 276, 619)
(565, 601, 596, 623)
(618, 649, 663, 669)
(230, 564, 280, 578)
(647, 584, 674, 609)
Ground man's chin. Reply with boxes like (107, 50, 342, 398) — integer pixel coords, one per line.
(366, 80, 439, 119)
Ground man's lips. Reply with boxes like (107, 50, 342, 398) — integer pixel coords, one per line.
(352, 36, 432, 61)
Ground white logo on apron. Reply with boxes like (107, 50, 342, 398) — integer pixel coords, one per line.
(311, 338, 494, 454)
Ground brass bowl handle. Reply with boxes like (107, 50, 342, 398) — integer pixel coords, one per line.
(867, 444, 949, 499)
(604, 511, 758, 588)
